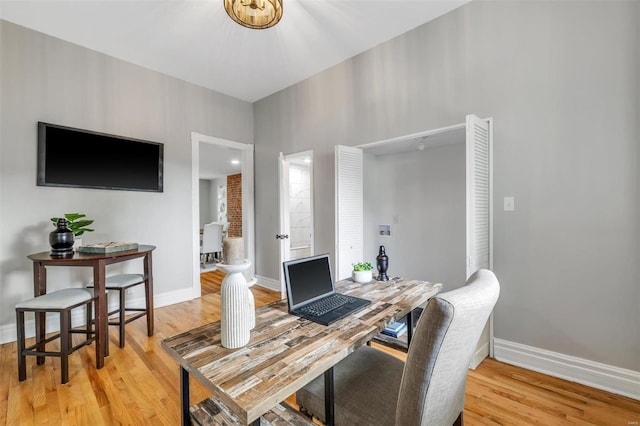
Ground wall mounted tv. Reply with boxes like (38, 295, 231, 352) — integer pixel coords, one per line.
(37, 122, 164, 192)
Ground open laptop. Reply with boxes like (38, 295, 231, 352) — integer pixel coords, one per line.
(283, 254, 371, 326)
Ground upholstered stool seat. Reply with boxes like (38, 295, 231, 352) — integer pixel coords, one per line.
(87, 273, 148, 348)
(16, 288, 96, 384)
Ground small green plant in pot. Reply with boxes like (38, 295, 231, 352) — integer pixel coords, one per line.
(352, 261, 373, 283)
(50, 213, 94, 238)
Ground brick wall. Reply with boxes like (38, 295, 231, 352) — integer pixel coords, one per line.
(227, 173, 242, 237)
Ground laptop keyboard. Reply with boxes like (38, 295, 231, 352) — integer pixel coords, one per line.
(299, 294, 355, 316)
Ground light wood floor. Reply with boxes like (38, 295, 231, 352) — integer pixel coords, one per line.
(2, 279, 638, 425)
(200, 269, 226, 295)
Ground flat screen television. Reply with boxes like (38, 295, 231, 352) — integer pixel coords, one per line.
(37, 122, 164, 192)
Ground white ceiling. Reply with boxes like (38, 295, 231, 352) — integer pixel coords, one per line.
(0, 0, 470, 103)
(199, 142, 242, 179)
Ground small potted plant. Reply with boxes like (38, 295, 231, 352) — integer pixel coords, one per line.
(352, 262, 373, 283)
(50, 213, 94, 248)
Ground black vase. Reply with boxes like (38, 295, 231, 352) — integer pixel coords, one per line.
(49, 218, 74, 257)
(376, 245, 389, 281)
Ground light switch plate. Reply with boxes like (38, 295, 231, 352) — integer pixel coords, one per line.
(504, 196, 515, 211)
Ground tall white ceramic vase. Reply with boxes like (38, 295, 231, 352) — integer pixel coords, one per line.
(217, 261, 253, 349)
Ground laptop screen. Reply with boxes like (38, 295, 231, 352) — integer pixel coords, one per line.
(284, 254, 335, 310)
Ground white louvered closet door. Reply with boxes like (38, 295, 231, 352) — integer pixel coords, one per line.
(466, 114, 492, 278)
(335, 145, 363, 280)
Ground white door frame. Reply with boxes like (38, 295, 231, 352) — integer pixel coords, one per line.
(191, 132, 255, 297)
(356, 122, 466, 150)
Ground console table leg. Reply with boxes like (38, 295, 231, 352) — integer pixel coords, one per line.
(324, 367, 334, 426)
(33, 263, 47, 365)
(181, 366, 190, 426)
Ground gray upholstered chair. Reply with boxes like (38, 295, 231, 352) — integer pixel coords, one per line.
(296, 269, 500, 426)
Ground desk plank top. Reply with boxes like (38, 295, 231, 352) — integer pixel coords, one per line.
(162, 277, 441, 424)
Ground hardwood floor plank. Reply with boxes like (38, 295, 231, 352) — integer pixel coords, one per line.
(466, 358, 640, 425)
(201, 269, 226, 295)
(2, 276, 639, 425)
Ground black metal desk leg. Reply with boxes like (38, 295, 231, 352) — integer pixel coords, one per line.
(324, 367, 335, 426)
(251, 419, 261, 425)
(181, 366, 190, 426)
(406, 310, 414, 348)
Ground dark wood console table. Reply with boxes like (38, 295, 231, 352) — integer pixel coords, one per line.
(27, 245, 156, 369)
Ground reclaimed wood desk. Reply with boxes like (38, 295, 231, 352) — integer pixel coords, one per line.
(27, 245, 156, 369)
(162, 277, 441, 426)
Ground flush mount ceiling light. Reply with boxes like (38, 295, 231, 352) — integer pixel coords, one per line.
(224, 0, 283, 30)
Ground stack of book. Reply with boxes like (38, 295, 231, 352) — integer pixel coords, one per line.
(381, 320, 407, 338)
(77, 242, 139, 254)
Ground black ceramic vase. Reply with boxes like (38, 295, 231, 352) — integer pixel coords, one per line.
(376, 245, 389, 281)
(49, 218, 74, 257)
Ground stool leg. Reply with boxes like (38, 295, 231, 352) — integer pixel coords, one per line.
(86, 300, 92, 345)
(16, 310, 27, 381)
(119, 289, 126, 348)
(35, 311, 45, 365)
(60, 310, 70, 384)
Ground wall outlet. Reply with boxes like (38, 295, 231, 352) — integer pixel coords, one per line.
(503, 196, 515, 211)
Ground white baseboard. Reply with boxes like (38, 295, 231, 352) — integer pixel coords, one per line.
(152, 287, 197, 308)
(0, 287, 197, 345)
(470, 339, 489, 370)
(494, 338, 640, 400)
(255, 275, 281, 293)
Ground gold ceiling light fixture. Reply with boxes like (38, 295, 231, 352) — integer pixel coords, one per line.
(224, 0, 283, 30)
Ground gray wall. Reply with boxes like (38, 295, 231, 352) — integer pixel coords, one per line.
(0, 20, 253, 335)
(363, 143, 466, 289)
(199, 179, 213, 228)
(254, 1, 639, 371)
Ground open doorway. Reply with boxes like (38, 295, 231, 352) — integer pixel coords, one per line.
(335, 115, 493, 367)
(191, 132, 255, 298)
(362, 127, 467, 287)
(278, 150, 314, 296)
(198, 143, 240, 295)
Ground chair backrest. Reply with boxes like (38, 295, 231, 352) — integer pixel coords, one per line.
(216, 221, 230, 233)
(202, 222, 224, 253)
(395, 269, 500, 426)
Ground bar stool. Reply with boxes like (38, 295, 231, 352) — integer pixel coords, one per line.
(87, 274, 148, 348)
(16, 288, 96, 384)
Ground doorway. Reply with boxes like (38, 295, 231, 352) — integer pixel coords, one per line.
(335, 115, 493, 367)
(362, 127, 467, 287)
(278, 150, 314, 296)
(191, 132, 255, 298)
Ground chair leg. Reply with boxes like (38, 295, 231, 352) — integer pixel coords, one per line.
(119, 289, 126, 348)
(453, 412, 464, 426)
(16, 310, 26, 381)
(60, 310, 70, 384)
